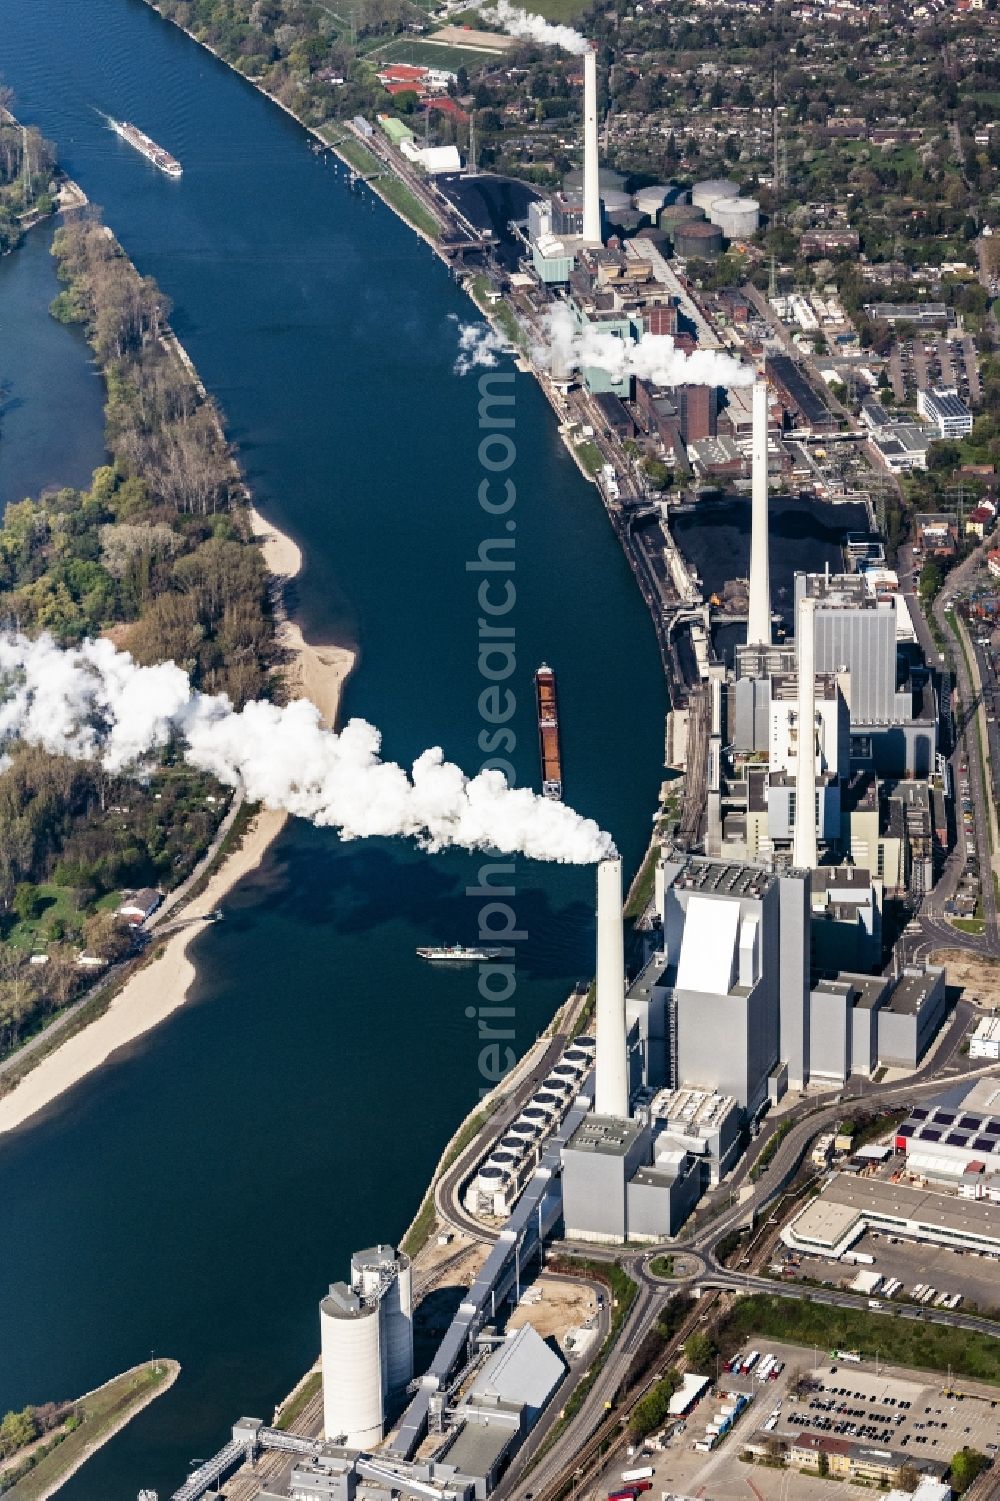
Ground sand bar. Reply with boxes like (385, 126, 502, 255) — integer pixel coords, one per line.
(0, 507, 356, 1139)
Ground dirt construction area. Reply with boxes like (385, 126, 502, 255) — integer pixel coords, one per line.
(929, 949, 1000, 1009)
(592, 1340, 1000, 1501)
(506, 1272, 601, 1358)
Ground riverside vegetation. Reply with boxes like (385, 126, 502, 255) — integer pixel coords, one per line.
(0, 206, 276, 1061)
(0, 105, 56, 256)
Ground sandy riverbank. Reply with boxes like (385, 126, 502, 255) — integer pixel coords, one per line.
(249, 504, 356, 730)
(0, 508, 355, 1140)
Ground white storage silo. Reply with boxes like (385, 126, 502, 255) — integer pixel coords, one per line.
(320, 1284, 384, 1448)
(633, 185, 671, 217)
(691, 177, 739, 213)
(708, 196, 760, 238)
(380, 1252, 413, 1401)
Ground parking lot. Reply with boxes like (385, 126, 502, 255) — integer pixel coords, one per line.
(597, 1340, 1000, 1501)
(848, 1228, 1000, 1312)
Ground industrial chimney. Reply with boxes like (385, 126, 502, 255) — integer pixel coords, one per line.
(746, 375, 771, 647)
(594, 856, 628, 1118)
(582, 47, 602, 247)
(792, 595, 819, 870)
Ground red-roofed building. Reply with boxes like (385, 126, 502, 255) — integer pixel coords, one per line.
(379, 64, 426, 83)
(425, 96, 469, 124)
(987, 548, 1000, 579)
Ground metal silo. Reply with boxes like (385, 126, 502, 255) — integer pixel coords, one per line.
(379, 1251, 413, 1402)
(691, 178, 739, 212)
(673, 220, 725, 259)
(708, 196, 761, 238)
(320, 1283, 384, 1448)
(633, 185, 672, 217)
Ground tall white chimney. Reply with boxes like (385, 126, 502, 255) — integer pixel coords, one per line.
(747, 375, 771, 647)
(793, 595, 819, 870)
(582, 47, 602, 247)
(594, 855, 628, 1118)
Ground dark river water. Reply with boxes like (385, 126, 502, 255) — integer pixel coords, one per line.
(0, 2, 666, 1496)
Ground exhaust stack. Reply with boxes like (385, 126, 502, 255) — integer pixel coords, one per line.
(594, 856, 628, 1118)
(747, 375, 771, 647)
(793, 595, 819, 870)
(582, 48, 602, 247)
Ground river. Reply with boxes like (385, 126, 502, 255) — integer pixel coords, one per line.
(0, 2, 665, 1496)
(0, 219, 107, 507)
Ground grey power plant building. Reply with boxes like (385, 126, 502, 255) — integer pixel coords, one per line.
(560, 849, 948, 1245)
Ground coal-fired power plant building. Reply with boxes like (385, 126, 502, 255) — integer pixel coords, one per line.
(320, 1245, 413, 1449)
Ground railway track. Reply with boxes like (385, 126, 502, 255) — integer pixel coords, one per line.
(525, 1290, 722, 1501)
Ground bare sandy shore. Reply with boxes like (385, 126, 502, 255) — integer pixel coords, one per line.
(0, 507, 355, 1139)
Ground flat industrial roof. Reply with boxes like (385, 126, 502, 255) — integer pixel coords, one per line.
(809, 1173, 1000, 1240)
(566, 1114, 643, 1157)
(441, 1417, 517, 1478)
(786, 1195, 862, 1249)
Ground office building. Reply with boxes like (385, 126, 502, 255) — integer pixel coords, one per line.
(917, 385, 973, 439)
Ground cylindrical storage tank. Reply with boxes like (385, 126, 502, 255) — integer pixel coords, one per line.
(563, 165, 626, 194)
(380, 1253, 413, 1401)
(600, 189, 632, 215)
(691, 177, 739, 212)
(635, 227, 670, 252)
(526, 1096, 558, 1118)
(634, 185, 671, 217)
(574, 1035, 596, 1050)
(674, 220, 724, 259)
(320, 1286, 383, 1447)
(544, 1071, 571, 1090)
(708, 196, 760, 238)
(658, 203, 703, 235)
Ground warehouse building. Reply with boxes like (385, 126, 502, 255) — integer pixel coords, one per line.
(894, 1076, 1000, 1194)
(782, 1172, 1000, 1257)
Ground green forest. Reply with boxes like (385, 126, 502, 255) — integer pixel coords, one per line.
(0, 209, 276, 1061)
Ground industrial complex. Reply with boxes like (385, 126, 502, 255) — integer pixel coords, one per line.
(151, 30, 1000, 1501)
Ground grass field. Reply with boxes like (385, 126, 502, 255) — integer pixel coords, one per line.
(275, 1371, 322, 1431)
(368, 37, 503, 70)
(6, 1362, 178, 1500)
(325, 134, 442, 241)
(720, 1295, 1000, 1385)
(6, 884, 88, 951)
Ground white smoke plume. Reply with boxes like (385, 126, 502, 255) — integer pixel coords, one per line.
(451, 319, 509, 375)
(535, 303, 754, 389)
(487, 0, 589, 55)
(0, 633, 614, 864)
